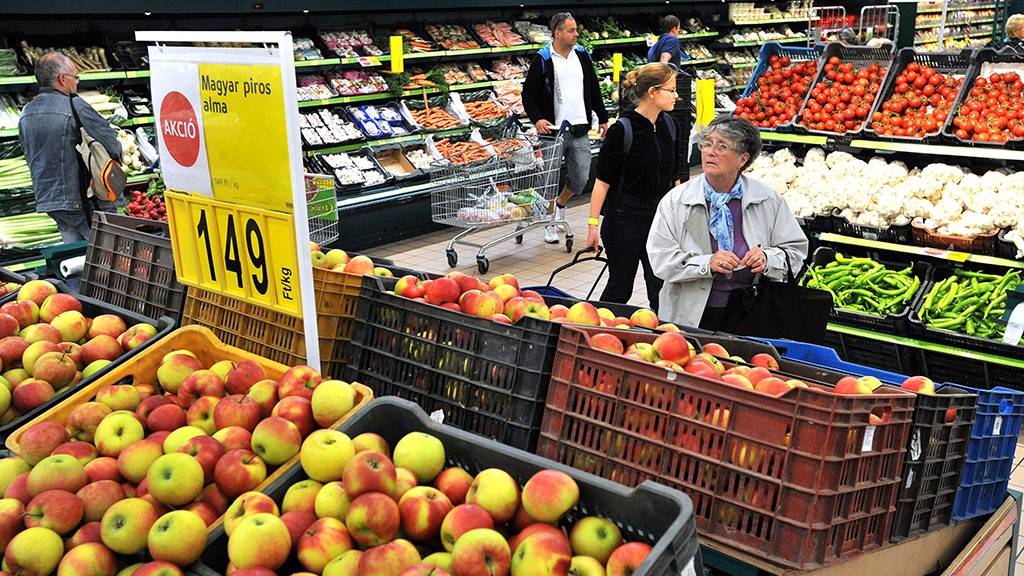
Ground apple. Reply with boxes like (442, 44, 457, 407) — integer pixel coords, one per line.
(280, 509, 317, 552)
(87, 314, 127, 340)
(214, 426, 254, 453)
(722, 373, 754, 390)
(148, 510, 208, 567)
(18, 420, 68, 465)
(82, 359, 112, 378)
(146, 452, 205, 507)
(211, 392, 261, 432)
(394, 275, 426, 299)
(311, 379, 358, 428)
(95, 384, 141, 412)
(425, 277, 461, 305)
(458, 290, 504, 318)
(27, 453, 88, 496)
(400, 564, 453, 576)
(246, 379, 279, 419)
(440, 503, 494, 552)
(508, 298, 551, 322)
(146, 403, 187, 433)
(624, 343, 655, 363)
(297, 517, 354, 574)
(76, 479, 126, 523)
(12, 377, 55, 413)
(311, 250, 328, 268)
(100, 497, 160, 555)
(1, 300, 39, 331)
(565, 302, 601, 326)
(373, 267, 395, 277)
(178, 435, 226, 485)
(282, 479, 323, 515)
(489, 313, 513, 324)
(344, 255, 375, 275)
(651, 332, 693, 365)
(58, 342, 84, 370)
(744, 366, 773, 387)
(393, 431, 446, 484)
(314, 481, 352, 522)
(51, 309, 89, 342)
(178, 369, 225, 408)
(345, 491, 401, 548)
(491, 283, 520, 304)
(251, 416, 302, 466)
(185, 394, 220, 434)
(85, 457, 121, 483)
(300, 428, 355, 484)
(214, 449, 267, 499)
(135, 394, 172, 421)
(467, 468, 521, 524)
(451, 528, 511, 576)
(324, 549, 363, 576)
(94, 411, 146, 458)
(161, 425, 207, 454)
(606, 542, 651, 576)
(358, 539, 421, 576)
(197, 483, 230, 516)
(0, 312, 19, 338)
(17, 279, 57, 306)
(569, 516, 622, 564)
(3, 472, 29, 504)
(353, 432, 391, 456)
(223, 491, 280, 537)
(901, 375, 936, 395)
(228, 513, 291, 570)
(120, 323, 158, 351)
(278, 365, 322, 402)
(20, 340, 60, 374)
(590, 332, 624, 354)
(225, 360, 267, 396)
(0, 498, 23, 551)
(835, 376, 874, 395)
(116, 438, 165, 484)
(392, 466, 419, 501)
(508, 523, 569, 556)
(749, 353, 780, 370)
(510, 532, 572, 576)
(271, 395, 315, 438)
(5, 526, 64, 576)
(0, 336, 30, 370)
(24, 489, 84, 535)
(398, 486, 454, 543)
(521, 469, 579, 523)
(324, 248, 349, 268)
(131, 560, 186, 576)
(343, 450, 397, 498)
(156, 353, 203, 395)
(754, 377, 792, 396)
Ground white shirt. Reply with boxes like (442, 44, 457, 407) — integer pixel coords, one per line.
(550, 48, 588, 126)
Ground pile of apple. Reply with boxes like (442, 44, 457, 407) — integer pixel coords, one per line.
(391, 271, 670, 330)
(309, 243, 399, 278)
(0, 280, 22, 299)
(0, 279, 159, 424)
(214, 428, 653, 576)
(0, 350, 364, 576)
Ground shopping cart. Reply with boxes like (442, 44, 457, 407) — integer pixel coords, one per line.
(429, 121, 572, 274)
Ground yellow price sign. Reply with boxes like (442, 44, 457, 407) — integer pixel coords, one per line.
(945, 251, 970, 262)
(612, 53, 622, 84)
(165, 190, 302, 317)
(390, 36, 404, 74)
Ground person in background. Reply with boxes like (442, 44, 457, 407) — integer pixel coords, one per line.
(647, 115, 807, 330)
(522, 11, 609, 245)
(647, 15, 682, 67)
(584, 63, 681, 313)
(19, 52, 122, 242)
(1004, 14, 1024, 50)
(838, 27, 862, 46)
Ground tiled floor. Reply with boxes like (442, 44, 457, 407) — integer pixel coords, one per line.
(365, 194, 660, 309)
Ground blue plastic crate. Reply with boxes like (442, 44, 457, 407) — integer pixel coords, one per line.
(941, 383, 1024, 521)
(750, 337, 905, 385)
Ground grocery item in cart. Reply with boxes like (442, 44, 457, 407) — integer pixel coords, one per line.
(473, 21, 529, 47)
(425, 23, 482, 50)
(295, 73, 337, 101)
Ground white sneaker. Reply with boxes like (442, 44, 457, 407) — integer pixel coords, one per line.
(553, 204, 567, 232)
(544, 226, 559, 244)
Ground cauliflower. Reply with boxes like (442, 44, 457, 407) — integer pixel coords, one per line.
(958, 173, 982, 196)
(874, 187, 904, 219)
(980, 170, 1007, 193)
(998, 171, 1024, 197)
(803, 147, 826, 165)
(988, 201, 1020, 228)
(885, 163, 909, 186)
(930, 197, 964, 226)
(919, 176, 944, 202)
(946, 211, 993, 237)
(772, 148, 797, 165)
(775, 162, 799, 184)
(964, 189, 998, 214)
(848, 184, 875, 212)
(854, 210, 887, 228)
(747, 154, 774, 172)
(901, 174, 927, 199)
(903, 196, 934, 219)
(759, 175, 789, 196)
(825, 150, 856, 168)
(921, 163, 964, 186)
(837, 208, 857, 222)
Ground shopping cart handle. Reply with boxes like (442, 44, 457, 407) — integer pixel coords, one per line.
(541, 248, 609, 301)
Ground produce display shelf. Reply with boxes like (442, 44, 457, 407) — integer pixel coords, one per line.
(681, 57, 719, 66)
(294, 57, 343, 67)
(761, 132, 829, 145)
(918, 3, 996, 14)
(123, 70, 150, 78)
(679, 31, 720, 39)
(730, 61, 758, 68)
(712, 36, 812, 48)
(916, 17, 995, 29)
(827, 323, 1024, 370)
(915, 31, 993, 44)
(714, 16, 819, 26)
(296, 78, 521, 109)
(304, 133, 422, 156)
(120, 116, 154, 127)
(847, 138, 1024, 161)
(0, 128, 16, 138)
(591, 37, 648, 46)
(818, 233, 1024, 270)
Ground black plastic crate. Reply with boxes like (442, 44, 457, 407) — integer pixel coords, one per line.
(735, 42, 825, 132)
(0, 280, 174, 443)
(940, 48, 1024, 148)
(806, 246, 927, 335)
(889, 387, 976, 541)
(826, 329, 918, 375)
(908, 264, 1024, 361)
(189, 397, 703, 576)
(345, 274, 563, 451)
(863, 48, 972, 144)
(832, 209, 913, 244)
(913, 346, 1024, 392)
(79, 212, 185, 325)
(792, 42, 896, 138)
(997, 229, 1021, 261)
(796, 213, 835, 235)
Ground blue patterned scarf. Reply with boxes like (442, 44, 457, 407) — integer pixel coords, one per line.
(703, 175, 744, 253)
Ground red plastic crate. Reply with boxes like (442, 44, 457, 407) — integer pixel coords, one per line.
(537, 326, 916, 570)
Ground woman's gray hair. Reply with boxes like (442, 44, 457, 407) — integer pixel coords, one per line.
(699, 115, 762, 171)
(1007, 14, 1024, 38)
(34, 53, 74, 87)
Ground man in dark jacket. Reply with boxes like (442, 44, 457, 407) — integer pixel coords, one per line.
(19, 52, 122, 242)
(647, 15, 682, 67)
(522, 12, 609, 244)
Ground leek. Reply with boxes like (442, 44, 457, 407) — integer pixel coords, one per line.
(0, 213, 60, 248)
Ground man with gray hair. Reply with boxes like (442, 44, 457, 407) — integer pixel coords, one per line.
(522, 12, 609, 244)
(19, 52, 122, 242)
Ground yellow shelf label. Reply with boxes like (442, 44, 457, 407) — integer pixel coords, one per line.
(946, 251, 970, 262)
(390, 36, 404, 74)
(612, 53, 623, 84)
(165, 191, 302, 317)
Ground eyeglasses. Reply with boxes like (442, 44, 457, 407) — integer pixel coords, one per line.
(656, 86, 679, 94)
(62, 73, 80, 81)
(550, 12, 573, 30)
(697, 141, 738, 153)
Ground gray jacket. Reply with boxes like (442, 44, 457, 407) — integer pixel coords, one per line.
(19, 87, 122, 213)
(647, 175, 808, 326)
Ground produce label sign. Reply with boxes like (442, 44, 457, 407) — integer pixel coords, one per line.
(165, 190, 302, 316)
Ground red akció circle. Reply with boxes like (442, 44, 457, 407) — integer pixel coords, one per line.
(159, 91, 201, 167)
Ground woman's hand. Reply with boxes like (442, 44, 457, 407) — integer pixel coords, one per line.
(742, 246, 768, 274)
(710, 250, 741, 274)
(585, 227, 601, 251)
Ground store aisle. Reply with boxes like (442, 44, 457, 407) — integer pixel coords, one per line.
(365, 194, 659, 309)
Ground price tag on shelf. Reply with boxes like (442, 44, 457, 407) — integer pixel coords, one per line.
(390, 36, 404, 74)
(945, 251, 970, 262)
(646, 34, 657, 47)
(165, 191, 302, 316)
(612, 53, 622, 84)
(357, 56, 380, 67)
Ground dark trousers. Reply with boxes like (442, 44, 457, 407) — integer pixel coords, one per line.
(599, 212, 663, 312)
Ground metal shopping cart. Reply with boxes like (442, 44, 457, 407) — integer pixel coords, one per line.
(429, 121, 572, 274)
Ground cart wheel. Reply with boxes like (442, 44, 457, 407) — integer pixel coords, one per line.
(514, 223, 526, 244)
(477, 257, 490, 275)
(446, 249, 458, 268)
(515, 234, 524, 244)
(565, 235, 574, 253)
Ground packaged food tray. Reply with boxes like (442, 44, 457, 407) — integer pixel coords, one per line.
(79, 212, 186, 325)
(538, 325, 916, 570)
(833, 209, 913, 244)
(862, 48, 972, 144)
(188, 397, 704, 576)
(4, 325, 373, 534)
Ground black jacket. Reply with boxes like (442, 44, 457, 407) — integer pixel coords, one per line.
(522, 43, 609, 127)
(595, 109, 680, 217)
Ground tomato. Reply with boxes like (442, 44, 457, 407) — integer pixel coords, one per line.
(975, 77, 987, 87)
(780, 56, 791, 66)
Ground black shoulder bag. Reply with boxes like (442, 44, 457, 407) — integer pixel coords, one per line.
(724, 256, 834, 344)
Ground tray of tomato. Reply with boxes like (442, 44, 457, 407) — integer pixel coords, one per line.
(732, 41, 824, 131)
(865, 48, 970, 142)
(793, 43, 894, 137)
(941, 48, 1024, 146)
